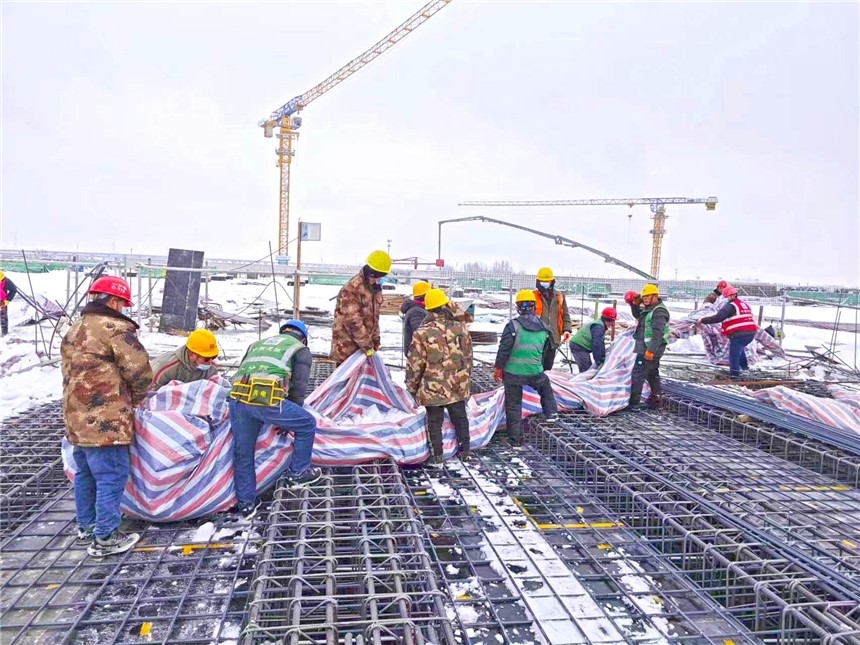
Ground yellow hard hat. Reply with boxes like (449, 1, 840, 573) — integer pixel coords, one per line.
(515, 289, 537, 303)
(366, 250, 391, 274)
(186, 329, 219, 358)
(641, 284, 659, 297)
(424, 288, 449, 310)
(412, 281, 431, 298)
(537, 267, 554, 281)
(0, 271, 4, 281)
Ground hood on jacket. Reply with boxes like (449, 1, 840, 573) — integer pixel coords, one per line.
(401, 299, 425, 314)
(514, 312, 551, 333)
(81, 301, 140, 330)
(424, 306, 454, 324)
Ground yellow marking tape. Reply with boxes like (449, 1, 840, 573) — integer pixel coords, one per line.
(536, 522, 623, 530)
(45, 584, 60, 590)
(140, 622, 152, 637)
(134, 543, 235, 555)
(843, 540, 858, 548)
(597, 544, 612, 550)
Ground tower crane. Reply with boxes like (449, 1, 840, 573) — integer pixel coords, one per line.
(459, 197, 718, 279)
(260, 0, 452, 259)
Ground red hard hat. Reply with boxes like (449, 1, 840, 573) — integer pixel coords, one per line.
(601, 307, 617, 320)
(717, 280, 728, 290)
(624, 291, 638, 304)
(89, 276, 132, 306)
(722, 285, 737, 298)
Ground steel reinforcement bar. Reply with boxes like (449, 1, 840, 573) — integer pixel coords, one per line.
(244, 461, 455, 645)
(528, 417, 860, 643)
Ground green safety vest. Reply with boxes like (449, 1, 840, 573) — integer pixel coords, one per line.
(504, 320, 547, 376)
(234, 334, 304, 383)
(570, 320, 603, 351)
(643, 302, 670, 345)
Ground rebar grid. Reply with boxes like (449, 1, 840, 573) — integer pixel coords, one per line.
(528, 417, 860, 643)
(0, 402, 69, 537)
(664, 395, 860, 487)
(244, 461, 454, 645)
(0, 488, 265, 644)
(414, 445, 759, 644)
(306, 360, 337, 391)
(470, 366, 499, 395)
(548, 409, 860, 585)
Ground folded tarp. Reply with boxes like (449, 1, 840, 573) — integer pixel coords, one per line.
(752, 385, 860, 434)
(62, 331, 643, 521)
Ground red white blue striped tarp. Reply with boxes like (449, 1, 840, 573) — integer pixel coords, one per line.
(62, 333, 644, 522)
(752, 385, 860, 434)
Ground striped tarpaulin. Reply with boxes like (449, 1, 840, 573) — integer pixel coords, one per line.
(61, 333, 643, 522)
(752, 386, 860, 434)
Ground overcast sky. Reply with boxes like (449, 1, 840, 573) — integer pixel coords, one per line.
(2, 1, 858, 286)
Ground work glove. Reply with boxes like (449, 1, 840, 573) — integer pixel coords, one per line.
(560, 331, 571, 344)
(493, 368, 503, 383)
(365, 349, 376, 357)
(644, 350, 654, 361)
(276, 426, 292, 437)
(373, 342, 380, 351)
(1, 300, 6, 307)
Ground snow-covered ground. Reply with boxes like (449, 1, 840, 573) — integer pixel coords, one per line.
(1, 269, 857, 420)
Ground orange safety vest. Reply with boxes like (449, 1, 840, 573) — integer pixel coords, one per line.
(533, 290, 565, 334)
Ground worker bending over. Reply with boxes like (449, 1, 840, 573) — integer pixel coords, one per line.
(569, 307, 616, 373)
(401, 280, 431, 355)
(229, 320, 320, 519)
(405, 289, 473, 463)
(624, 284, 670, 410)
(150, 329, 220, 390)
(533, 267, 572, 368)
(494, 290, 558, 447)
(0, 270, 18, 336)
(330, 250, 390, 364)
(703, 280, 728, 304)
(696, 285, 757, 379)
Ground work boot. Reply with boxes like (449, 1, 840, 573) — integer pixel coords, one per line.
(508, 436, 523, 448)
(76, 526, 94, 545)
(427, 455, 443, 466)
(545, 415, 559, 423)
(646, 396, 662, 411)
(458, 449, 471, 463)
(87, 530, 140, 557)
(285, 466, 323, 489)
(236, 499, 262, 521)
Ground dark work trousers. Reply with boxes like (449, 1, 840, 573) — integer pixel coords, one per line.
(0, 304, 7, 335)
(629, 350, 664, 407)
(503, 372, 558, 442)
(425, 400, 470, 457)
(728, 331, 755, 378)
(570, 344, 593, 373)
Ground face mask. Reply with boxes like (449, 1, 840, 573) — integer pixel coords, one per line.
(538, 281, 552, 289)
(122, 307, 132, 317)
(197, 363, 212, 371)
(377, 277, 390, 285)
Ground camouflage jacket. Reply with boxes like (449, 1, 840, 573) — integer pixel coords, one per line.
(330, 271, 382, 364)
(405, 308, 473, 407)
(61, 302, 153, 447)
(150, 345, 219, 390)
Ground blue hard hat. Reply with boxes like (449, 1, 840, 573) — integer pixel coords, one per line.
(280, 319, 309, 339)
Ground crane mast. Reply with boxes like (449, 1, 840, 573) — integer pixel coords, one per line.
(459, 197, 718, 279)
(260, 0, 452, 258)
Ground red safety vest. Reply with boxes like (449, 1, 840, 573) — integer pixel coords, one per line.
(721, 298, 757, 336)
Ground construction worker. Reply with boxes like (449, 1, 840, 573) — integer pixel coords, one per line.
(0, 270, 18, 336)
(330, 250, 390, 364)
(703, 280, 728, 305)
(696, 285, 758, 379)
(401, 280, 431, 355)
(533, 267, 572, 368)
(61, 276, 152, 557)
(229, 320, 320, 519)
(150, 329, 220, 390)
(405, 289, 473, 463)
(494, 290, 558, 447)
(569, 307, 616, 373)
(625, 284, 670, 410)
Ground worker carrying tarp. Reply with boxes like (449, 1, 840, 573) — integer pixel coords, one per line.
(330, 250, 390, 364)
(703, 280, 728, 304)
(569, 307, 616, 373)
(405, 288, 473, 463)
(493, 289, 558, 446)
(401, 280, 430, 355)
(150, 329, 221, 390)
(696, 285, 758, 379)
(625, 284, 669, 410)
(228, 319, 320, 519)
(0, 270, 18, 336)
(533, 267, 572, 368)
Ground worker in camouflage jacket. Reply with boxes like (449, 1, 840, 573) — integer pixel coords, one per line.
(61, 276, 152, 558)
(150, 329, 220, 390)
(406, 289, 473, 463)
(330, 250, 389, 364)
